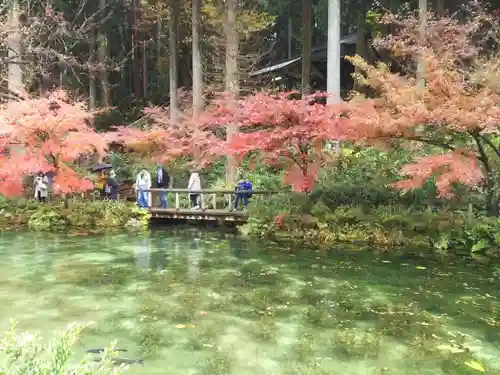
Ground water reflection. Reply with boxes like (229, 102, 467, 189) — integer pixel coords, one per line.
(187, 238, 202, 281)
(227, 235, 243, 259)
(135, 236, 151, 270)
(33, 234, 49, 272)
(154, 237, 168, 272)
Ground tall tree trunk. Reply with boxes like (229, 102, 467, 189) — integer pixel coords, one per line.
(169, 0, 179, 122)
(192, 0, 203, 118)
(142, 42, 148, 98)
(354, 0, 367, 90)
(288, 15, 293, 59)
(98, 0, 110, 106)
(156, 0, 163, 93)
(118, 23, 127, 103)
(417, 0, 427, 89)
(132, 0, 141, 98)
(327, 0, 341, 103)
(225, 0, 238, 185)
(89, 26, 97, 117)
(7, 0, 23, 95)
(435, 0, 445, 16)
(327, 0, 341, 152)
(301, 0, 312, 97)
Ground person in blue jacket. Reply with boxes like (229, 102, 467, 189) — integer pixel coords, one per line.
(233, 178, 253, 211)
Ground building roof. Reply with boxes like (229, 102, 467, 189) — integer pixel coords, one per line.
(249, 33, 358, 77)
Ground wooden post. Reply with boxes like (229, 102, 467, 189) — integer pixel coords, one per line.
(200, 193, 205, 210)
(212, 193, 216, 209)
(467, 203, 473, 226)
(175, 192, 180, 209)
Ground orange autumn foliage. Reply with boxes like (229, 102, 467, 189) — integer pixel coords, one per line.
(112, 92, 355, 192)
(0, 90, 107, 196)
(347, 6, 500, 196)
(112, 7, 499, 197)
(109, 106, 222, 169)
(199, 92, 356, 192)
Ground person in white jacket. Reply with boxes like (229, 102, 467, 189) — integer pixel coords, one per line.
(135, 169, 152, 208)
(33, 172, 49, 203)
(187, 170, 201, 209)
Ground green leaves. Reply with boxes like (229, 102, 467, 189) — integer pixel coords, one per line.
(464, 360, 486, 372)
(0, 321, 126, 375)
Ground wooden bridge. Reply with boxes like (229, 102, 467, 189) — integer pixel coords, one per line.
(141, 188, 275, 223)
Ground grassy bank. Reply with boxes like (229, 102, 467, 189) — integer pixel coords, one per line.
(213, 147, 500, 258)
(0, 197, 150, 232)
(242, 199, 500, 258)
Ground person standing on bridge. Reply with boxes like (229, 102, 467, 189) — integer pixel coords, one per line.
(155, 163, 170, 208)
(33, 171, 49, 203)
(135, 169, 152, 208)
(104, 169, 118, 200)
(232, 178, 253, 211)
(188, 170, 201, 210)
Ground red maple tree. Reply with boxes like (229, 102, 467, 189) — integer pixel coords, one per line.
(110, 6, 499, 202)
(200, 92, 354, 192)
(346, 6, 500, 209)
(110, 106, 222, 169)
(0, 90, 107, 197)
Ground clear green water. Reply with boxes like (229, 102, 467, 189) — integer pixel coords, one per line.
(1, 229, 499, 375)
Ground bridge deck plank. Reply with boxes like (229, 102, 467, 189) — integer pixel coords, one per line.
(148, 208, 247, 221)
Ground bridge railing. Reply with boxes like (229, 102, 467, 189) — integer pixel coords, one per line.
(140, 188, 276, 210)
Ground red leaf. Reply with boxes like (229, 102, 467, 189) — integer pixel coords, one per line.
(0, 90, 107, 196)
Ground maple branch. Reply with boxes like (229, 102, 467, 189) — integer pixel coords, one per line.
(473, 133, 498, 215)
(49, 153, 59, 169)
(405, 136, 456, 152)
(478, 134, 500, 160)
(287, 147, 304, 172)
(473, 134, 492, 176)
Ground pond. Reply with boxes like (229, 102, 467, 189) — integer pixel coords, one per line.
(0, 229, 499, 375)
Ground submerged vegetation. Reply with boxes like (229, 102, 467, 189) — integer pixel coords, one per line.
(0, 321, 126, 375)
(0, 231, 498, 374)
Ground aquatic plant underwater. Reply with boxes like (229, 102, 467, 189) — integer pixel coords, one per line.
(0, 231, 499, 375)
(0, 321, 128, 375)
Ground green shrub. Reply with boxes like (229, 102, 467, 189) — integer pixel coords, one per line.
(245, 193, 500, 256)
(0, 198, 150, 232)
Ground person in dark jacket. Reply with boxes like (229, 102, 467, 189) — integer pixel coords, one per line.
(155, 163, 170, 208)
(233, 178, 253, 211)
(105, 169, 118, 200)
